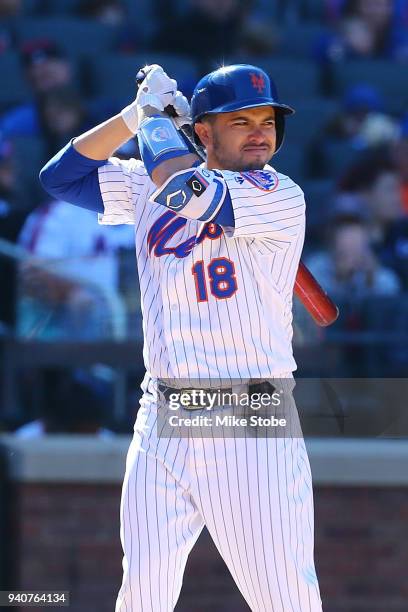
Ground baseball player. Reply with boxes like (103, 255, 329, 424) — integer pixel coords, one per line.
(40, 64, 323, 611)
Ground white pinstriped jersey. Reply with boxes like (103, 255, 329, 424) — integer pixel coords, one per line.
(98, 159, 305, 381)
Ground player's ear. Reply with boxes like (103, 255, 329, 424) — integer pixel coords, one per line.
(194, 121, 212, 148)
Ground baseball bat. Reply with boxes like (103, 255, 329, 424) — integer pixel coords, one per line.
(135, 69, 339, 327)
(294, 261, 339, 327)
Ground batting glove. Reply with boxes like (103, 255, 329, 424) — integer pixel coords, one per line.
(121, 64, 178, 134)
(171, 91, 192, 129)
(136, 64, 178, 110)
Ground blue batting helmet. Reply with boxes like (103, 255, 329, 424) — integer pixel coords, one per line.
(190, 64, 295, 153)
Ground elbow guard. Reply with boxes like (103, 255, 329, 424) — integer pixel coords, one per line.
(150, 167, 230, 223)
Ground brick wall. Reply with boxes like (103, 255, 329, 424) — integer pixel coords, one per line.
(314, 487, 408, 612)
(12, 484, 122, 612)
(7, 482, 408, 612)
(2, 437, 408, 611)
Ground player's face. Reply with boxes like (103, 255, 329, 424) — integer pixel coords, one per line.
(197, 106, 277, 171)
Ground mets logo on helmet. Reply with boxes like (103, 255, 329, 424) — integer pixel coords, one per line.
(240, 170, 279, 191)
(250, 72, 266, 94)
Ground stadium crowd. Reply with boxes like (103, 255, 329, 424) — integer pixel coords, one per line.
(0, 0, 407, 431)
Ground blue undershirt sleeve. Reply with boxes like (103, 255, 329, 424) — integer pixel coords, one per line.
(39, 140, 106, 213)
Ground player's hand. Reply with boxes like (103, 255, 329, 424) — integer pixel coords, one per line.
(136, 64, 178, 112)
(137, 67, 191, 128)
(171, 90, 192, 128)
(136, 65, 191, 127)
(121, 64, 183, 134)
(120, 64, 177, 134)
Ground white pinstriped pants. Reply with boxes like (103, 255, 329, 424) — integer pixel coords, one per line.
(115, 379, 323, 612)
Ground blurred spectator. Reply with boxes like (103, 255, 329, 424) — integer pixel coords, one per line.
(152, 0, 253, 71)
(357, 112, 399, 148)
(38, 85, 91, 157)
(77, 0, 126, 25)
(390, 113, 408, 212)
(328, 191, 369, 222)
(325, 0, 408, 25)
(333, 84, 389, 141)
(379, 217, 408, 288)
(16, 198, 135, 340)
(14, 369, 114, 437)
(0, 39, 74, 139)
(339, 152, 405, 241)
(338, 151, 408, 287)
(76, 0, 148, 53)
(0, 139, 27, 330)
(306, 217, 401, 298)
(236, 13, 279, 57)
(379, 118, 408, 287)
(315, 0, 408, 63)
(0, 1, 19, 55)
(0, 139, 21, 207)
(307, 84, 399, 178)
(21, 38, 73, 94)
(0, 0, 21, 19)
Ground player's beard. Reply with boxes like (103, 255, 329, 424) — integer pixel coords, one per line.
(211, 132, 272, 171)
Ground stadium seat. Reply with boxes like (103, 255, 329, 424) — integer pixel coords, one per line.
(0, 52, 32, 109)
(89, 53, 199, 103)
(15, 17, 118, 59)
(335, 60, 408, 114)
(362, 295, 408, 333)
(360, 295, 408, 375)
(302, 179, 335, 228)
(272, 145, 305, 183)
(122, 0, 155, 23)
(302, 0, 326, 20)
(279, 22, 325, 58)
(21, 0, 42, 13)
(253, 0, 275, 18)
(259, 0, 326, 22)
(321, 140, 362, 177)
(285, 97, 340, 145)
(22, 0, 80, 13)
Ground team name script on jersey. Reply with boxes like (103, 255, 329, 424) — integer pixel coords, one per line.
(147, 211, 223, 258)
